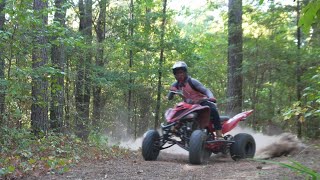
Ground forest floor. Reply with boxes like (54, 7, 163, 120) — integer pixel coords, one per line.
(26, 136, 320, 180)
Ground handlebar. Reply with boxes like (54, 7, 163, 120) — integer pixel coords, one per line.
(169, 90, 184, 97)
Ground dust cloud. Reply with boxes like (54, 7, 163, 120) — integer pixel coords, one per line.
(229, 126, 306, 159)
(112, 126, 306, 159)
(111, 130, 189, 155)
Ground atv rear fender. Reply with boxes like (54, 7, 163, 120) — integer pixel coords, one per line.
(222, 110, 253, 134)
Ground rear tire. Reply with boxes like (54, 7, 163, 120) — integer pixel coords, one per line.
(230, 133, 256, 161)
(189, 130, 207, 164)
(142, 130, 160, 161)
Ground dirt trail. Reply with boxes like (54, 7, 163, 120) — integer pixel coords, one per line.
(33, 133, 320, 180)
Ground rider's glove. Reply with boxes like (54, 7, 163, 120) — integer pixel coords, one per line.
(208, 97, 217, 103)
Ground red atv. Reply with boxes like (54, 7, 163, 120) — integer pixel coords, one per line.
(142, 91, 256, 164)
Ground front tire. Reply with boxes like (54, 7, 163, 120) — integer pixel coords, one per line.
(189, 130, 207, 164)
(142, 130, 160, 161)
(230, 133, 256, 161)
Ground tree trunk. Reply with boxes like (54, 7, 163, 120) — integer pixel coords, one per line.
(93, 0, 107, 129)
(296, 0, 302, 138)
(127, 0, 134, 135)
(64, 54, 71, 131)
(50, 0, 66, 133)
(154, 0, 167, 129)
(0, 0, 6, 125)
(226, 0, 243, 116)
(31, 0, 49, 135)
(250, 38, 261, 127)
(75, 0, 92, 140)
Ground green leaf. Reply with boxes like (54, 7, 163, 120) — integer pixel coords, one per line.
(8, 165, 15, 173)
(28, 158, 37, 164)
(299, 0, 320, 34)
(0, 168, 6, 176)
(305, 112, 312, 117)
(259, 0, 264, 5)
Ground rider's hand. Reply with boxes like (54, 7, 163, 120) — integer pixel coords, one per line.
(208, 97, 217, 103)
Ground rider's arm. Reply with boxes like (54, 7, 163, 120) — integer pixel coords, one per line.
(191, 78, 214, 98)
(167, 82, 178, 100)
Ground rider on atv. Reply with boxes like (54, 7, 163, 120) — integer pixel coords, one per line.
(167, 61, 224, 139)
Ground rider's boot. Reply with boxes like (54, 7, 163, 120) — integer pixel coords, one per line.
(215, 130, 224, 140)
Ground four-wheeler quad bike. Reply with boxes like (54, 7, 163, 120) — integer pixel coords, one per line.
(141, 91, 256, 165)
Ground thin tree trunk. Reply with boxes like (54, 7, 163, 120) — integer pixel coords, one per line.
(155, 0, 167, 129)
(50, 0, 66, 132)
(64, 55, 71, 131)
(0, 0, 6, 125)
(75, 0, 92, 140)
(296, 0, 302, 138)
(93, 0, 107, 128)
(250, 38, 260, 127)
(137, 7, 151, 134)
(133, 95, 138, 139)
(127, 0, 134, 135)
(31, 0, 49, 135)
(226, 0, 243, 116)
(138, 92, 150, 136)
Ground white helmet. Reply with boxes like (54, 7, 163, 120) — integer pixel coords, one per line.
(172, 61, 188, 74)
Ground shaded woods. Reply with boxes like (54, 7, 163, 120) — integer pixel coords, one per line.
(0, 0, 319, 177)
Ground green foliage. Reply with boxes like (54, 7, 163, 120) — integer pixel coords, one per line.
(302, 69, 320, 116)
(282, 67, 320, 137)
(88, 131, 109, 149)
(283, 70, 320, 122)
(283, 101, 309, 122)
(299, 0, 320, 34)
(0, 127, 125, 179)
(259, 0, 320, 35)
(0, 127, 72, 177)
